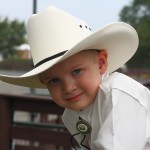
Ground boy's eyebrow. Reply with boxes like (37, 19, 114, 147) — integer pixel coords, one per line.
(65, 63, 83, 72)
(71, 63, 83, 68)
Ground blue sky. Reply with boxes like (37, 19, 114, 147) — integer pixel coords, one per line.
(0, 0, 132, 30)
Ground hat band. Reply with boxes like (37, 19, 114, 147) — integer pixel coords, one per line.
(34, 50, 68, 68)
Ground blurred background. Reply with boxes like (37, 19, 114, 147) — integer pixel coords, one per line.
(0, 0, 150, 150)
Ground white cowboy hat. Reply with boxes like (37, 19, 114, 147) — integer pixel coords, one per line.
(0, 6, 139, 88)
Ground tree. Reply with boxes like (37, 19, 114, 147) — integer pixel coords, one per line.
(119, 0, 150, 69)
(0, 18, 26, 59)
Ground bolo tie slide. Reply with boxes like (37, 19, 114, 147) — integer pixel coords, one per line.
(71, 118, 92, 150)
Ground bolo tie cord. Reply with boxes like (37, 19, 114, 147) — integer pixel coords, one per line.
(71, 132, 91, 150)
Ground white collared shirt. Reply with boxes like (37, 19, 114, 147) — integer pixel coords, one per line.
(62, 72, 150, 150)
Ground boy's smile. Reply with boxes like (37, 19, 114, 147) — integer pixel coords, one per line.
(40, 50, 108, 110)
(65, 92, 84, 102)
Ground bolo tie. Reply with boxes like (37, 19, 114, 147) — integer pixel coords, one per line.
(71, 117, 91, 150)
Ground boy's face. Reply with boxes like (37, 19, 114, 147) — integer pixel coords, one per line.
(40, 50, 108, 110)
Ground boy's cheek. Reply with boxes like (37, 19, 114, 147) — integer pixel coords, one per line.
(49, 88, 60, 98)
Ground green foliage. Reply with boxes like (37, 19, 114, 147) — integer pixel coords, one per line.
(0, 18, 26, 59)
(119, 0, 150, 69)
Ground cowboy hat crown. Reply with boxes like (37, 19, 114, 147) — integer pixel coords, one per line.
(28, 6, 92, 67)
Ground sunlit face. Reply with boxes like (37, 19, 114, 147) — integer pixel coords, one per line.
(40, 50, 108, 110)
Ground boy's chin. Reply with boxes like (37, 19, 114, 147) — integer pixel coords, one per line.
(66, 103, 92, 111)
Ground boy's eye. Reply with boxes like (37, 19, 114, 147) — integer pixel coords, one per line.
(72, 69, 81, 75)
(47, 78, 59, 85)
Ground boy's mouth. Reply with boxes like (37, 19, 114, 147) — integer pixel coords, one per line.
(65, 92, 84, 102)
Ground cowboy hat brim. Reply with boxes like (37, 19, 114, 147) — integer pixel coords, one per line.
(0, 22, 139, 88)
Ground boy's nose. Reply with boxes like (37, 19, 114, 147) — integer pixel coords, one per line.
(62, 78, 77, 93)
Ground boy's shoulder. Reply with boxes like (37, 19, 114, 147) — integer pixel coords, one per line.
(103, 72, 144, 88)
(101, 72, 148, 100)
(104, 72, 143, 88)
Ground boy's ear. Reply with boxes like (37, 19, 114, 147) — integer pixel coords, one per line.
(97, 50, 108, 74)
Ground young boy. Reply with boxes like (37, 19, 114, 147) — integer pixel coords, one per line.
(0, 6, 150, 150)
